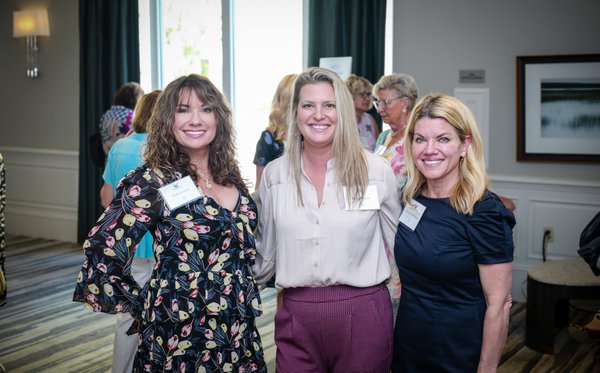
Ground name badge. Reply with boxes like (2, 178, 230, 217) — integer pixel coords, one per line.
(344, 184, 380, 210)
(158, 176, 202, 210)
(399, 200, 426, 231)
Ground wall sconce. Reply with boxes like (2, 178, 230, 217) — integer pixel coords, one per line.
(13, 10, 50, 78)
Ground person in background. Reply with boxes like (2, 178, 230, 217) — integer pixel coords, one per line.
(98, 90, 161, 373)
(74, 74, 266, 372)
(373, 73, 419, 187)
(253, 73, 298, 190)
(393, 92, 515, 372)
(0, 152, 6, 307)
(253, 67, 401, 372)
(345, 74, 380, 151)
(372, 73, 419, 301)
(99, 82, 144, 156)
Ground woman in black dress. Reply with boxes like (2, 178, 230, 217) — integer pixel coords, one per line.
(393, 92, 515, 372)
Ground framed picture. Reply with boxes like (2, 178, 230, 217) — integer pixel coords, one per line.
(516, 54, 600, 162)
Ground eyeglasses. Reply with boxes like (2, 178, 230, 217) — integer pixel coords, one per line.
(373, 96, 403, 108)
(356, 91, 372, 99)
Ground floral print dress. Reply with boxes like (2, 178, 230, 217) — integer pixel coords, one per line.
(374, 129, 407, 188)
(73, 166, 266, 372)
(374, 129, 406, 300)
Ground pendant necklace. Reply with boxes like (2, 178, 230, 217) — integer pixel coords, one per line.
(198, 172, 213, 190)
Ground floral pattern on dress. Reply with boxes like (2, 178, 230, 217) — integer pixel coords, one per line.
(381, 139, 407, 188)
(73, 166, 266, 372)
(375, 131, 405, 299)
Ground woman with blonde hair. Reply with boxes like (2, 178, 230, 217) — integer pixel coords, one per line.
(345, 74, 379, 151)
(392, 92, 515, 372)
(253, 67, 401, 372)
(253, 73, 298, 189)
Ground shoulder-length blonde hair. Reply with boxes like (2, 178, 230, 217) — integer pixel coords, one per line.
(287, 67, 368, 205)
(402, 92, 489, 214)
(144, 74, 247, 192)
(132, 90, 162, 133)
(267, 73, 298, 142)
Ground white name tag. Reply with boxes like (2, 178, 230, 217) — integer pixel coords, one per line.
(399, 200, 426, 231)
(158, 176, 202, 210)
(344, 184, 380, 210)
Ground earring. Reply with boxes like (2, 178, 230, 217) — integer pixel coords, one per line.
(402, 108, 407, 113)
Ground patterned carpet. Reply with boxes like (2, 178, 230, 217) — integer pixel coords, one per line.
(0, 235, 597, 372)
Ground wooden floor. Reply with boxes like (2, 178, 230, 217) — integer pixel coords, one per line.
(0, 235, 597, 372)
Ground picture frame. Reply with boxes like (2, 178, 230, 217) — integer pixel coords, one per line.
(516, 54, 600, 163)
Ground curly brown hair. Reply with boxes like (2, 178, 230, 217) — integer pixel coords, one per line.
(144, 74, 248, 193)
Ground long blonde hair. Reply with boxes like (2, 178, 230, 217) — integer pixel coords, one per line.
(267, 73, 298, 142)
(402, 92, 489, 214)
(287, 67, 368, 206)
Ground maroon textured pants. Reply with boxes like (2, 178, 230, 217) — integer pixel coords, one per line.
(275, 283, 393, 373)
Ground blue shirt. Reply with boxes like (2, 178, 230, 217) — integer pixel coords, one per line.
(102, 133, 154, 259)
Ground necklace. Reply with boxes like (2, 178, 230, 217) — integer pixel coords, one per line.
(197, 172, 213, 190)
(390, 124, 407, 138)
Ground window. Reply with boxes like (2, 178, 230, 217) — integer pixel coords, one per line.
(139, 0, 303, 186)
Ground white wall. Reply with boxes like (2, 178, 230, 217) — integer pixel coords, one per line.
(0, 147, 78, 241)
(0, 0, 79, 151)
(393, 0, 600, 181)
(491, 176, 600, 302)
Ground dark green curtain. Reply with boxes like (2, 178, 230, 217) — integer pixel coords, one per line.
(307, 0, 386, 84)
(308, 0, 386, 130)
(78, 0, 140, 242)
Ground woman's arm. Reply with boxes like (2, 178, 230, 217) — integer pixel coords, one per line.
(251, 168, 276, 285)
(100, 182, 115, 209)
(379, 158, 402, 251)
(477, 261, 513, 372)
(255, 165, 266, 191)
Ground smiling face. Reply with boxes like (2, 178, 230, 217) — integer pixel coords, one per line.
(412, 117, 470, 195)
(296, 81, 337, 151)
(173, 88, 217, 157)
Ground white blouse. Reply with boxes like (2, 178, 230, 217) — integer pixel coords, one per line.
(252, 151, 401, 289)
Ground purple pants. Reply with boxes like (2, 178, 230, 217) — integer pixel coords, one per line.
(275, 283, 393, 373)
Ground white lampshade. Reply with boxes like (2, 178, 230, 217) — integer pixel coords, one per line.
(13, 10, 50, 37)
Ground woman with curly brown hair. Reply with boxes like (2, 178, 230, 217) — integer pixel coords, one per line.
(74, 74, 266, 372)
